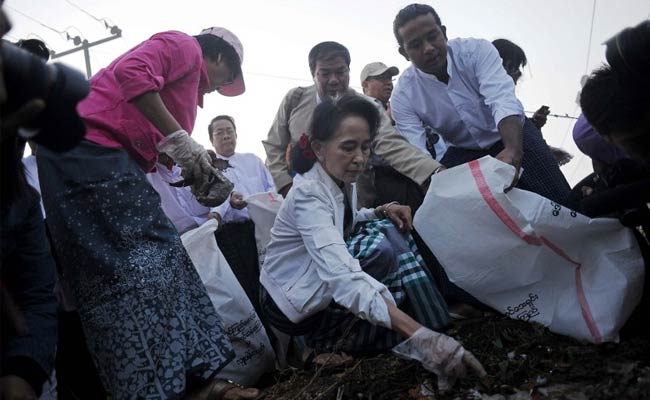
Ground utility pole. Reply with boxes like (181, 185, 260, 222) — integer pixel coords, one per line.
(51, 24, 122, 78)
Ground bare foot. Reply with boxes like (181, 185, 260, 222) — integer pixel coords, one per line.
(185, 379, 260, 400)
(223, 386, 260, 400)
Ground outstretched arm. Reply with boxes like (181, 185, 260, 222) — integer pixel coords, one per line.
(131, 92, 182, 135)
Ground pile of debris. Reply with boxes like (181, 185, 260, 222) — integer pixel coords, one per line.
(261, 316, 650, 399)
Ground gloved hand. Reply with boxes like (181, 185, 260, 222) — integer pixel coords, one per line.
(392, 327, 486, 392)
(157, 130, 233, 206)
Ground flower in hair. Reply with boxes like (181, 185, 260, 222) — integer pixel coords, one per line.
(298, 133, 309, 149)
(298, 133, 315, 160)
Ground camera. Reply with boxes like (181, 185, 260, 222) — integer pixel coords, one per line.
(1, 42, 89, 152)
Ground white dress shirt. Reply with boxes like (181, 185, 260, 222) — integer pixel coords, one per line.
(22, 155, 46, 218)
(260, 162, 395, 329)
(146, 164, 211, 234)
(391, 37, 525, 153)
(211, 152, 276, 223)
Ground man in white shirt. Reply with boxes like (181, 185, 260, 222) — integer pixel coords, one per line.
(209, 115, 276, 315)
(262, 42, 442, 208)
(391, 4, 571, 205)
(146, 154, 212, 235)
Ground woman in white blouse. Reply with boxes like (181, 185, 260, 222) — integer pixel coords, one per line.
(260, 95, 485, 384)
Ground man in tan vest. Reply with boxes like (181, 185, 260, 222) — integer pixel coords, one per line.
(263, 41, 443, 207)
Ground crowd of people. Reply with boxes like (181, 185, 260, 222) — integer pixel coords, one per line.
(1, 1, 648, 399)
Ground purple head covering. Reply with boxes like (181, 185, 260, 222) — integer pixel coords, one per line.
(573, 114, 629, 165)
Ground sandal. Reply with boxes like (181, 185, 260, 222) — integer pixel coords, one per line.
(185, 379, 261, 400)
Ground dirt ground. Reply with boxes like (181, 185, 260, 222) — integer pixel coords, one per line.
(259, 315, 650, 400)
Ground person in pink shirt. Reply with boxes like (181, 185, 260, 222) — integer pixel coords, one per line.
(36, 27, 260, 399)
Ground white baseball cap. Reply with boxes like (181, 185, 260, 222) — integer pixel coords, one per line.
(199, 26, 246, 96)
(360, 62, 399, 83)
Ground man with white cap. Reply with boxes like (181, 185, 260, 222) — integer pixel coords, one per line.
(263, 41, 441, 207)
(36, 26, 260, 399)
(360, 61, 399, 112)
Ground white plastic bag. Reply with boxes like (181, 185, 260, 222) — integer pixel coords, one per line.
(244, 191, 293, 367)
(181, 219, 275, 385)
(413, 156, 645, 343)
(246, 191, 283, 270)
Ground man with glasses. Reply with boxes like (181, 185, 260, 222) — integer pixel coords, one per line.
(208, 115, 275, 320)
(360, 62, 398, 113)
(263, 41, 441, 208)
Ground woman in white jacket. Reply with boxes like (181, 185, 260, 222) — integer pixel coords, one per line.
(260, 95, 485, 385)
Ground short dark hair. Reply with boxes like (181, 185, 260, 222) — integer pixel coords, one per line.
(16, 38, 50, 61)
(393, 4, 443, 47)
(194, 34, 241, 81)
(605, 20, 650, 85)
(292, 95, 380, 174)
(580, 20, 650, 139)
(492, 39, 527, 69)
(208, 115, 236, 141)
(308, 41, 351, 76)
(580, 66, 648, 137)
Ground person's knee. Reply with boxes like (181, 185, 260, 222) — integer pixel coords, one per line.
(359, 240, 397, 280)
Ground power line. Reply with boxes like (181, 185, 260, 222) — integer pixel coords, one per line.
(63, 0, 102, 22)
(560, 104, 580, 148)
(63, 25, 86, 40)
(560, 1, 597, 149)
(584, 0, 597, 74)
(5, 5, 67, 36)
(62, 0, 121, 36)
(22, 32, 54, 51)
(63, 0, 119, 33)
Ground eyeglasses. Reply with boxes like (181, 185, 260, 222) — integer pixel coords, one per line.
(214, 129, 235, 137)
(367, 75, 395, 83)
(316, 67, 350, 80)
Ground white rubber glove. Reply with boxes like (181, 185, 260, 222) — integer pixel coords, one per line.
(157, 130, 233, 206)
(392, 327, 486, 392)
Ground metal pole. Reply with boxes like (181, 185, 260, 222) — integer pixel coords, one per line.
(51, 28, 122, 78)
(82, 40, 91, 78)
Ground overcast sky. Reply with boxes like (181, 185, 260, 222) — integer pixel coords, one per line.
(6, 0, 649, 185)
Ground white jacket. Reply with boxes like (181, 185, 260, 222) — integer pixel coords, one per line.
(260, 163, 395, 329)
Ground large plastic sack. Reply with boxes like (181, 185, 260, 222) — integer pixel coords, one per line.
(413, 156, 645, 343)
(181, 219, 275, 385)
(246, 191, 283, 270)
(245, 191, 293, 367)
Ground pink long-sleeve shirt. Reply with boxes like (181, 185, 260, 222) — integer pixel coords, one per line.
(78, 30, 210, 172)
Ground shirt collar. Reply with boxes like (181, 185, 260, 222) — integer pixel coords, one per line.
(302, 162, 353, 203)
(412, 48, 454, 84)
(215, 152, 236, 160)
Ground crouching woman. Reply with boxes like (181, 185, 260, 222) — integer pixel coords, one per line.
(260, 95, 485, 382)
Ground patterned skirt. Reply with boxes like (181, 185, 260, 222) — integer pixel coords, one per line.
(37, 141, 235, 399)
(305, 219, 450, 353)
